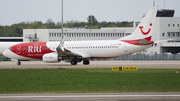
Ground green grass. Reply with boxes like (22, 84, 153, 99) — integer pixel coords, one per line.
(0, 68, 180, 93)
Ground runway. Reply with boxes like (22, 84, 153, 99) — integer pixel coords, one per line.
(0, 60, 180, 69)
(0, 93, 180, 101)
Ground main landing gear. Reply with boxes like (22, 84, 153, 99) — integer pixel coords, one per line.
(83, 60, 89, 65)
(71, 59, 77, 65)
(70, 59, 90, 65)
(17, 60, 21, 65)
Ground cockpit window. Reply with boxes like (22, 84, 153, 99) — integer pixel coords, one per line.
(9, 47, 13, 50)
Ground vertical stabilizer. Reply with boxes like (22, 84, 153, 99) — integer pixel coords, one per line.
(120, 7, 157, 41)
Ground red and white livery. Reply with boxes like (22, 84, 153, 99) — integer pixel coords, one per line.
(1, 7, 157, 65)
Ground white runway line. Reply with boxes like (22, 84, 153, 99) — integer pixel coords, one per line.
(1, 95, 180, 98)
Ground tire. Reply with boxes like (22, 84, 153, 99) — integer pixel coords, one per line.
(71, 60, 77, 65)
(17, 62, 21, 65)
(83, 60, 89, 65)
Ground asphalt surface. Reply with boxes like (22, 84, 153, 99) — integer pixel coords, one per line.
(0, 60, 180, 101)
(0, 60, 180, 69)
(0, 93, 180, 101)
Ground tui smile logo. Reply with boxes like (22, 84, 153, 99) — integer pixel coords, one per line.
(139, 23, 152, 35)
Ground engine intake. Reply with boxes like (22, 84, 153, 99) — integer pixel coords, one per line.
(43, 53, 62, 63)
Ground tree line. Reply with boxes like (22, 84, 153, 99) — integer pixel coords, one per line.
(0, 15, 133, 37)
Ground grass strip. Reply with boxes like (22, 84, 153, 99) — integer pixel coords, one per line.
(0, 68, 180, 93)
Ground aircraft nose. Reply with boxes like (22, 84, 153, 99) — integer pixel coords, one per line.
(3, 50, 10, 58)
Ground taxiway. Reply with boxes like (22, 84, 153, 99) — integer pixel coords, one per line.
(0, 93, 180, 101)
(0, 60, 180, 69)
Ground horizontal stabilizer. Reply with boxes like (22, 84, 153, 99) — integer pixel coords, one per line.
(154, 39, 176, 43)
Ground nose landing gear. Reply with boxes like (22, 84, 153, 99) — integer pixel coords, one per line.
(17, 60, 21, 65)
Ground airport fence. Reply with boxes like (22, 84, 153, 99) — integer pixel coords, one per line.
(115, 54, 180, 60)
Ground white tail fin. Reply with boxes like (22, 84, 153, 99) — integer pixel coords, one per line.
(120, 7, 157, 41)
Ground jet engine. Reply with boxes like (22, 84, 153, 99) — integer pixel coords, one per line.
(43, 53, 62, 63)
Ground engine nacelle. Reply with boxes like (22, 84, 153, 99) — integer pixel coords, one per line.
(43, 53, 62, 63)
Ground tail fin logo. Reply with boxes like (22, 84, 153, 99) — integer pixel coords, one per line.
(139, 23, 152, 35)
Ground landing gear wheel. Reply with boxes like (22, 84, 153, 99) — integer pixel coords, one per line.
(83, 60, 89, 65)
(17, 61, 21, 65)
(71, 59, 77, 65)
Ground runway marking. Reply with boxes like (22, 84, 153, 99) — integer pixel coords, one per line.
(1, 95, 180, 98)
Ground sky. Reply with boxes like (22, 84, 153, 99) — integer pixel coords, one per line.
(0, 0, 180, 26)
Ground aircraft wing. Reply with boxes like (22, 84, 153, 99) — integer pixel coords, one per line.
(56, 46, 91, 58)
(56, 46, 80, 57)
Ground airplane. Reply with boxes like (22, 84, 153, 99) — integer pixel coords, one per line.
(0, 42, 21, 55)
(1, 7, 157, 65)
